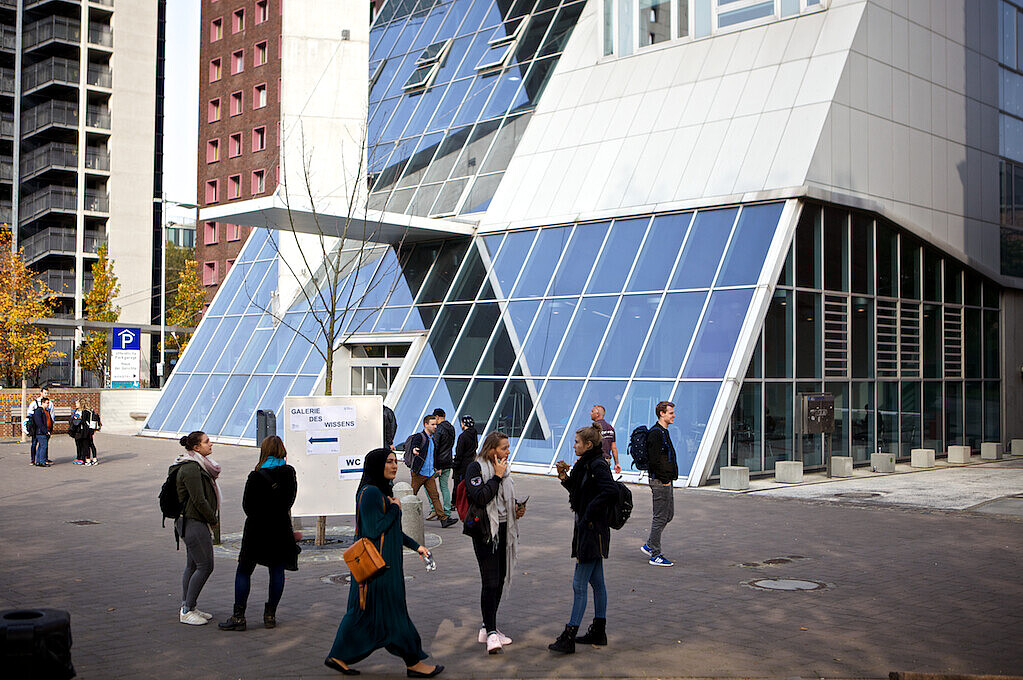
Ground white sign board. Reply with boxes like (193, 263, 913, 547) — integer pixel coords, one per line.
(285, 395, 384, 517)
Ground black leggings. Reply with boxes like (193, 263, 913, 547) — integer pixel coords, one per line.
(75, 437, 96, 461)
(471, 521, 507, 634)
(234, 558, 285, 611)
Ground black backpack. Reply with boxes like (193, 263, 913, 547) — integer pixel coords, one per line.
(159, 466, 183, 528)
(628, 426, 650, 470)
(608, 479, 633, 530)
(402, 433, 422, 468)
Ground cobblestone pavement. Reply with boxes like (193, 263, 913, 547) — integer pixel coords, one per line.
(1, 434, 1022, 679)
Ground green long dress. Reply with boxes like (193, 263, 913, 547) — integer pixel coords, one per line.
(328, 485, 428, 666)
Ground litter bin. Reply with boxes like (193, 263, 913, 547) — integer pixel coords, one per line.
(256, 409, 277, 444)
(0, 608, 75, 679)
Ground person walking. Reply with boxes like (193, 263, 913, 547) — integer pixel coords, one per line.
(463, 431, 525, 654)
(431, 409, 456, 518)
(219, 435, 300, 632)
(407, 415, 457, 528)
(383, 405, 398, 451)
(171, 431, 221, 625)
(70, 399, 101, 466)
(30, 396, 54, 468)
(590, 405, 621, 474)
(324, 448, 444, 677)
(641, 401, 678, 567)
(452, 415, 478, 486)
(26, 387, 53, 466)
(549, 426, 617, 654)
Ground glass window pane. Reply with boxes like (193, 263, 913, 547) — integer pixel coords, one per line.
(616, 381, 673, 469)
(922, 304, 941, 378)
(668, 380, 720, 477)
(217, 375, 270, 438)
(174, 317, 221, 375)
(520, 298, 576, 377)
(764, 289, 792, 378)
(203, 375, 250, 436)
(794, 291, 821, 378)
(476, 313, 518, 376)
(822, 207, 848, 292)
(418, 240, 470, 303)
(636, 291, 706, 378)
(984, 381, 1000, 441)
(729, 382, 762, 472)
(900, 238, 920, 300)
(461, 377, 507, 433)
(550, 296, 618, 377)
(717, 0, 774, 28)
(213, 315, 260, 373)
(682, 288, 753, 379)
(550, 221, 608, 296)
(194, 317, 239, 373)
(850, 381, 874, 462)
(505, 300, 540, 345)
(984, 309, 999, 379)
(825, 381, 849, 460)
(877, 381, 898, 453)
(795, 204, 821, 289)
(489, 229, 536, 297)
(394, 377, 438, 438)
(851, 214, 873, 294)
(515, 379, 584, 464)
(900, 381, 921, 458)
(180, 375, 227, 434)
(256, 324, 299, 374)
(944, 261, 962, 303)
(227, 259, 277, 315)
(512, 226, 573, 297)
(491, 379, 538, 446)
(670, 208, 738, 289)
(429, 377, 471, 423)
(413, 304, 471, 373)
(585, 217, 649, 294)
(945, 380, 963, 447)
(592, 294, 660, 377)
(446, 303, 500, 374)
(922, 381, 943, 453)
(924, 250, 942, 301)
(447, 245, 488, 301)
(964, 307, 981, 378)
(717, 202, 784, 287)
(639, 0, 671, 47)
(557, 379, 627, 460)
(965, 380, 983, 449)
(764, 382, 793, 469)
(404, 304, 442, 332)
(627, 212, 691, 292)
(375, 306, 412, 331)
(851, 297, 873, 379)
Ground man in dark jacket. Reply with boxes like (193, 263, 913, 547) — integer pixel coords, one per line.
(383, 405, 397, 450)
(407, 415, 457, 528)
(31, 397, 54, 467)
(431, 408, 456, 518)
(642, 401, 678, 567)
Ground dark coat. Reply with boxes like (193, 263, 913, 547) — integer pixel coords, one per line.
(405, 431, 432, 475)
(383, 406, 397, 448)
(70, 409, 100, 441)
(647, 424, 679, 483)
(461, 458, 502, 543)
(452, 426, 478, 484)
(239, 465, 301, 570)
(433, 420, 456, 469)
(173, 460, 219, 525)
(31, 406, 52, 436)
(561, 448, 617, 562)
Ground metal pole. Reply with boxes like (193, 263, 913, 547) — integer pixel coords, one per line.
(160, 197, 166, 387)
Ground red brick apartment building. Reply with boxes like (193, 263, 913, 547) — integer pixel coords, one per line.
(197, 0, 282, 308)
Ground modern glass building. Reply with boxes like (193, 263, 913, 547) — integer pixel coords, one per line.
(147, 0, 1023, 486)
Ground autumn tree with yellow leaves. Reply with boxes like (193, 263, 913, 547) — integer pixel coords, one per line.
(78, 244, 121, 384)
(164, 258, 205, 364)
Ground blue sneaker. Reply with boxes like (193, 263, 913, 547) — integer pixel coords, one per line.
(640, 544, 653, 557)
(649, 555, 674, 567)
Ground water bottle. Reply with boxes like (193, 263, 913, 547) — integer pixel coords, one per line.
(423, 551, 436, 572)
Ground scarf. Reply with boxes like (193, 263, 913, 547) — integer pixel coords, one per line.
(174, 450, 223, 512)
(260, 456, 286, 469)
(477, 454, 518, 588)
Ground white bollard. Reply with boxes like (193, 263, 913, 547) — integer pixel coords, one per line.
(393, 481, 413, 498)
(830, 456, 853, 477)
(947, 445, 971, 464)
(720, 466, 749, 490)
(910, 448, 935, 468)
(775, 461, 803, 483)
(870, 452, 895, 473)
(1012, 439, 1023, 456)
(981, 442, 1003, 460)
(400, 493, 425, 549)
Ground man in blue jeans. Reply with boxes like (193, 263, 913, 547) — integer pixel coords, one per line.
(641, 401, 678, 566)
(31, 396, 54, 467)
(26, 387, 52, 465)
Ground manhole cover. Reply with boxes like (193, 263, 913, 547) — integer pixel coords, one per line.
(298, 535, 356, 549)
(66, 520, 100, 525)
(745, 578, 829, 591)
(834, 492, 882, 498)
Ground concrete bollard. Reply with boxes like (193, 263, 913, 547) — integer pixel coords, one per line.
(400, 493, 425, 550)
(775, 460, 803, 483)
(910, 448, 935, 468)
(830, 456, 853, 477)
(870, 452, 895, 473)
(720, 466, 749, 490)
(947, 445, 971, 464)
(981, 442, 1003, 460)
(1012, 439, 1023, 456)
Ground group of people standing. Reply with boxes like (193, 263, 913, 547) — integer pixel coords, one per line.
(402, 408, 479, 529)
(24, 387, 102, 468)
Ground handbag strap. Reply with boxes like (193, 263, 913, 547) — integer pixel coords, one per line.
(356, 487, 386, 553)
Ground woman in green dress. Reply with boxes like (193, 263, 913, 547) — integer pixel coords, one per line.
(325, 448, 445, 678)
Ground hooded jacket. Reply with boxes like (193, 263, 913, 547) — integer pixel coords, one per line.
(561, 447, 617, 561)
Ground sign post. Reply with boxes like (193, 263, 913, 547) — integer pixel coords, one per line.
(110, 328, 141, 389)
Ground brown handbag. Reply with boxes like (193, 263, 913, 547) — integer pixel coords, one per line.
(343, 489, 387, 609)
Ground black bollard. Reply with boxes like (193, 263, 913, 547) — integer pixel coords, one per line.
(0, 609, 75, 679)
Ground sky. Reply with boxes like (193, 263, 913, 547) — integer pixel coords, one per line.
(163, 0, 200, 225)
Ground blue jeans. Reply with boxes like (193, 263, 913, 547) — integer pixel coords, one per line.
(234, 558, 285, 611)
(33, 435, 50, 465)
(569, 558, 606, 626)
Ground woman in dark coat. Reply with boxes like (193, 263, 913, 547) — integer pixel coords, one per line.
(219, 435, 300, 631)
(548, 425, 618, 655)
(452, 415, 478, 486)
(324, 448, 444, 677)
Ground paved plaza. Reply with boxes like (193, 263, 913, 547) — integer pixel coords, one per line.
(1, 433, 1022, 679)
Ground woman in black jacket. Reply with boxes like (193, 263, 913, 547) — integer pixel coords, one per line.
(548, 425, 617, 654)
(452, 415, 478, 485)
(219, 435, 300, 631)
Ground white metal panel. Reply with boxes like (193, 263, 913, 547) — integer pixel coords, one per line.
(734, 65, 779, 117)
(866, 113, 894, 201)
(811, 0, 864, 57)
(676, 119, 730, 200)
(752, 14, 796, 68)
(782, 7, 827, 61)
(765, 102, 828, 188)
(705, 114, 759, 196)
(763, 59, 809, 111)
(733, 108, 791, 192)
(794, 51, 847, 107)
(865, 56, 892, 120)
(864, 0, 892, 66)
(707, 71, 751, 122)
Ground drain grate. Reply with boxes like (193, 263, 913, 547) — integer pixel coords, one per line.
(744, 578, 829, 592)
(66, 520, 100, 525)
(834, 492, 882, 498)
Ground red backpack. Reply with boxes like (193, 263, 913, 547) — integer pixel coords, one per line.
(454, 479, 468, 520)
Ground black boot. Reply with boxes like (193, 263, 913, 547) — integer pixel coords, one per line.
(575, 618, 607, 645)
(218, 605, 246, 631)
(263, 603, 276, 629)
(547, 624, 578, 654)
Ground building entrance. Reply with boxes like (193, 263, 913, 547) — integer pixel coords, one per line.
(348, 344, 409, 397)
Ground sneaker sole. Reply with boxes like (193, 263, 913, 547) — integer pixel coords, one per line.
(640, 547, 652, 556)
(488, 647, 503, 655)
(649, 561, 673, 567)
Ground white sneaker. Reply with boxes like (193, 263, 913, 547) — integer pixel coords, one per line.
(179, 609, 208, 625)
(194, 609, 213, 620)
(478, 627, 512, 645)
(486, 632, 504, 654)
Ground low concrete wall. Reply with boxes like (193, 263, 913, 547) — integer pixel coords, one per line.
(99, 389, 163, 435)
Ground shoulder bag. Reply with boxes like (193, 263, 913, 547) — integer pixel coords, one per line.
(343, 488, 388, 609)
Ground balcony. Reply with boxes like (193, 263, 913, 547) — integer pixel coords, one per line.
(21, 142, 77, 179)
(84, 189, 108, 213)
(1, 112, 13, 138)
(24, 16, 81, 51)
(86, 63, 111, 88)
(38, 269, 77, 296)
(87, 25, 112, 48)
(85, 147, 109, 171)
(89, 0, 113, 7)
(0, 67, 12, 96)
(0, 158, 11, 182)
(85, 105, 110, 130)
(0, 200, 10, 224)
(22, 101, 79, 136)
(19, 186, 77, 223)
(25, 0, 86, 10)
(23, 57, 80, 94)
(0, 25, 15, 52)
(0, 0, 16, 10)
(21, 227, 105, 263)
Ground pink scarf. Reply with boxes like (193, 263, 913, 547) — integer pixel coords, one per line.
(174, 451, 223, 514)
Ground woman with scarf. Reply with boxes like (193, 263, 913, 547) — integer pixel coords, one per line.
(325, 448, 444, 678)
(548, 425, 617, 654)
(463, 431, 525, 654)
(219, 435, 300, 631)
(171, 430, 222, 626)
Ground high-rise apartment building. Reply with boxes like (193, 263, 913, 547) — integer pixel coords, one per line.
(4, 0, 162, 386)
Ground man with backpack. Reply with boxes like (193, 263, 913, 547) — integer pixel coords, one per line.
(641, 401, 678, 567)
(431, 408, 457, 518)
(405, 414, 458, 528)
(30, 397, 54, 467)
(25, 387, 53, 465)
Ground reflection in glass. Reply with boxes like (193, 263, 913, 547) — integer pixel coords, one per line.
(717, 202, 784, 287)
(669, 381, 721, 476)
(394, 377, 439, 437)
(489, 229, 536, 297)
(636, 291, 705, 379)
(549, 221, 608, 296)
(586, 217, 649, 294)
(825, 381, 848, 459)
(729, 382, 762, 472)
(627, 212, 691, 293)
(221, 376, 271, 438)
(670, 208, 737, 289)
(462, 378, 508, 432)
(878, 381, 898, 453)
(475, 308, 518, 376)
(638, 0, 670, 47)
(512, 226, 573, 297)
(900, 381, 921, 458)
(491, 379, 537, 439)
(764, 289, 792, 378)
(418, 240, 470, 303)
(430, 377, 471, 422)
(515, 379, 584, 464)
(413, 304, 471, 373)
(592, 294, 660, 377)
(550, 296, 617, 377)
(447, 246, 488, 301)
(683, 289, 753, 379)
(850, 381, 873, 461)
(521, 298, 576, 377)
(764, 382, 792, 469)
(617, 381, 675, 468)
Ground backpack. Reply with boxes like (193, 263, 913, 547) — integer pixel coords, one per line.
(454, 479, 468, 520)
(402, 433, 420, 468)
(24, 417, 36, 437)
(628, 426, 650, 470)
(159, 466, 184, 528)
(608, 479, 633, 530)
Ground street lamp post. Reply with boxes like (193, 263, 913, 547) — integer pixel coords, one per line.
(155, 197, 198, 387)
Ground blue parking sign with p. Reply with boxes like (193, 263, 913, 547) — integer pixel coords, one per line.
(113, 328, 140, 351)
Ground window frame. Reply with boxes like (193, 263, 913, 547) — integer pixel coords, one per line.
(205, 179, 219, 204)
(204, 221, 218, 245)
(254, 40, 268, 66)
(229, 132, 243, 157)
(232, 49, 245, 74)
(203, 261, 218, 286)
(210, 17, 223, 42)
(228, 174, 242, 199)
(208, 97, 221, 122)
(256, 0, 269, 24)
(233, 8, 245, 32)
(206, 138, 220, 163)
(209, 58, 222, 82)
(253, 83, 267, 109)
(230, 90, 243, 116)
(252, 168, 266, 195)
(252, 125, 267, 151)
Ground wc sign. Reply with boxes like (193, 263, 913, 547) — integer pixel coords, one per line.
(110, 327, 141, 388)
